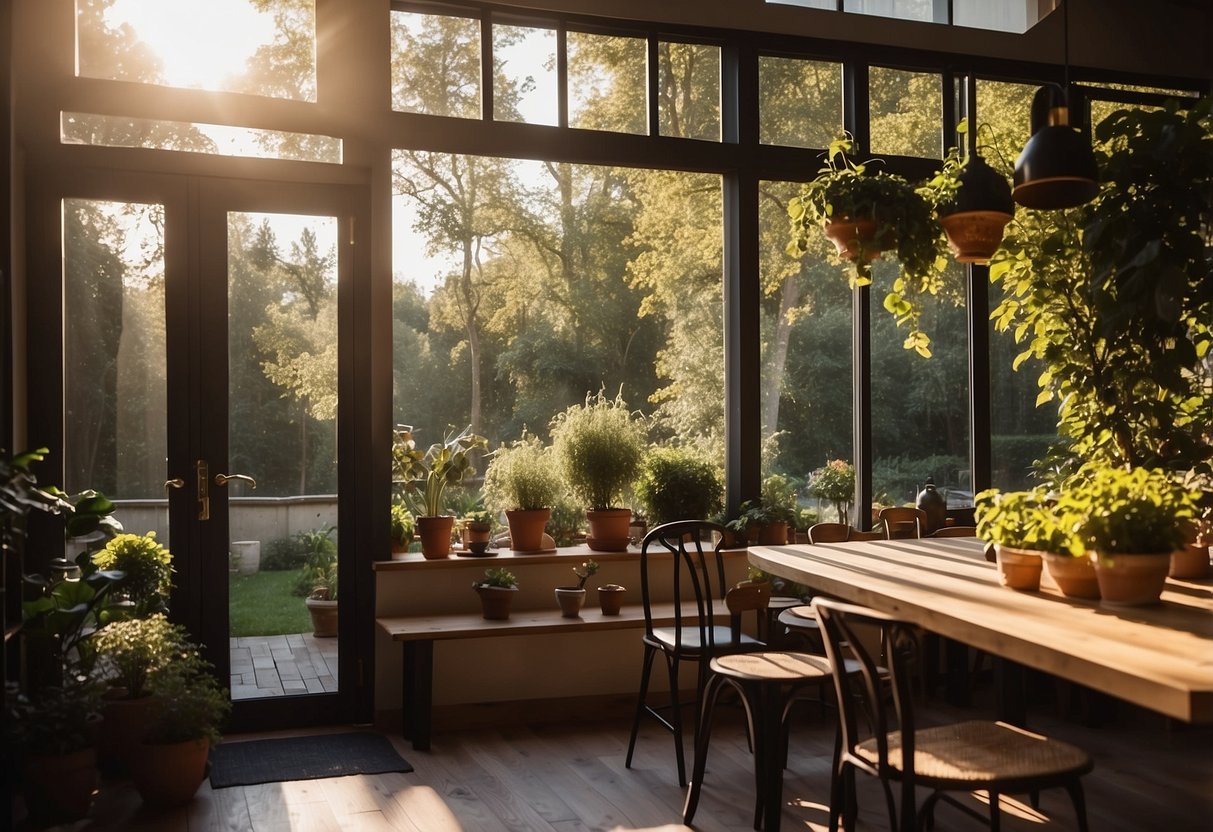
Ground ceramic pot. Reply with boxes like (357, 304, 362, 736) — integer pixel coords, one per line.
(1043, 552, 1101, 599)
(476, 585, 517, 620)
(1169, 544, 1211, 579)
(131, 738, 210, 807)
(995, 545, 1043, 591)
(597, 584, 626, 615)
(586, 509, 632, 552)
(823, 217, 891, 262)
(554, 586, 587, 618)
(305, 597, 338, 637)
(416, 515, 455, 559)
(1092, 551, 1171, 607)
(506, 508, 552, 552)
(939, 210, 1013, 263)
(23, 747, 98, 824)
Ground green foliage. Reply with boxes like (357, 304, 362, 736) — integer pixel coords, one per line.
(808, 459, 855, 523)
(91, 531, 173, 616)
(5, 679, 103, 757)
(144, 648, 230, 745)
(551, 391, 646, 511)
(293, 525, 337, 598)
(974, 488, 1080, 555)
(573, 559, 599, 590)
(761, 474, 801, 524)
(261, 536, 306, 571)
(547, 497, 586, 547)
(1064, 466, 1199, 556)
(475, 567, 518, 589)
(390, 503, 415, 548)
(989, 100, 1212, 483)
(787, 136, 950, 357)
(394, 424, 488, 517)
(90, 613, 190, 699)
(483, 433, 563, 512)
(634, 446, 723, 525)
(21, 567, 124, 689)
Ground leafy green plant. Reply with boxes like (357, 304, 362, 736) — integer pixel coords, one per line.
(463, 509, 493, 529)
(809, 459, 856, 524)
(974, 488, 1080, 555)
(307, 560, 338, 601)
(1065, 467, 1199, 556)
(91, 531, 173, 617)
(293, 526, 337, 597)
(90, 614, 190, 699)
(474, 567, 518, 589)
(634, 446, 723, 525)
(145, 646, 229, 745)
(787, 136, 950, 357)
(5, 679, 103, 757)
(551, 390, 646, 511)
(390, 503, 414, 549)
(572, 559, 599, 590)
(483, 433, 563, 512)
(547, 497, 586, 547)
(394, 424, 489, 517)
(761, 474, 800, 524)
(260, 536, 306, 571)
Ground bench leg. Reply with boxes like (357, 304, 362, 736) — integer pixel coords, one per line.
(402, 640, 434, 751)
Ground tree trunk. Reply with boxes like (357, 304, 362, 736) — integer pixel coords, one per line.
(762, 272, 801, 438)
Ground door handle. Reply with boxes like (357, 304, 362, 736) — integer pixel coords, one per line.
(196, 459, 210, 521)
(214, 473, 257, 489)
(164, 478, 185, 493)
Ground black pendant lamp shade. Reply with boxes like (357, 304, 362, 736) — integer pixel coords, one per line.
(1012, 84, 1099, 210)
(953, 154, 1014, 216)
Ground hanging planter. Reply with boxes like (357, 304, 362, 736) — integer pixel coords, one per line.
(924, 145, 1015, 264)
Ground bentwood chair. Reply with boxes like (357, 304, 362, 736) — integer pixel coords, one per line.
(928, 525, 978, 537)
(877, 506, 927, 539)
(625, 520, 765, 786)
(813, 597, 1093, 832)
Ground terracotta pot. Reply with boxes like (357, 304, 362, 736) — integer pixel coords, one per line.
(23, 747, 98, 824)
(1093, 551, 1172, 607)
(586, 509, 632, 552)
(720, 527, 747, 548)
(823, 217, 892, 262)
(506, 508, 552, 552)
(131, 738, 210, 807)
(305, 597, 338, 637)
(98, 693, 159, 774)
(995, 545, 1043, 591)
(554, 586, 587, 618)
(476, 585, 517, 620)
(416, 515, 455, 559)
(390, 542, 410, 558)
(939, 210, 1014, 264)
(1170, 544, 1211, 579)
(1044, 552, 1101, 599)
(598, 584, 626, 615)
(756, 521, 789, 545)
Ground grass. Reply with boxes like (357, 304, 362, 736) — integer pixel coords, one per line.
(228, 568, 312, 637)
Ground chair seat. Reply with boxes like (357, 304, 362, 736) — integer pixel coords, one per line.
(779, 605, 821, 628)
(710, 650, 833, 682)
(647, 626, 761, 653)
(855, 719, 1094, 787)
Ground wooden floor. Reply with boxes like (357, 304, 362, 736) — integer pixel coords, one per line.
(35, 695, 1213, 831)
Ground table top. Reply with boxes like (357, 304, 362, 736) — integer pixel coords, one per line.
(748, 538, 1213, 724)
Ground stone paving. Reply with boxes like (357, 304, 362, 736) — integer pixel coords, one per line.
(229, 632, 339, 700)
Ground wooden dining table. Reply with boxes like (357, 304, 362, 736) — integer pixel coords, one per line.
(748, 537, 1213, 724)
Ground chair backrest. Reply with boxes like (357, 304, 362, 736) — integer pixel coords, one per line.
(846, 529, 885, 541)
(812, 597, 919, 779)
(928, 525, 977, 538)
(640, 520, 731, 651)
(877, 506, 927, 539)
(725, 579, 771, 641)
(808, 522, 851, 543)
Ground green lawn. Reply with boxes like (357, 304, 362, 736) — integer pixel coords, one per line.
(228, 568, 311, 637)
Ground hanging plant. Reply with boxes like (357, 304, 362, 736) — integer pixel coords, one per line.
(788, 136, 950, 357)
(920, 123, 1015, 265)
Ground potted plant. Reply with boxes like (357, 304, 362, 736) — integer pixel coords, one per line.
(788, 135, 949, 358)
(129, 642, 229, 807)
(5, 680, 103, 825)
(483, 433, 563, 552)
(597, 583, 627, 615)
(919, 125, 1015, 264)
(473, 567, 518, 621)
(1067, 466, 1199, 606)
(808, 459, 855, 525)
(89, 614, 188, 772)
(394, 424, 489, 559)
(555, 559, 598, 618)
(90, 531, 173, 617)
(634, 446, 723, 526)
(390, 503, 414, 556)
(974, 487, 1081, 592)
(550, 390, 646, 551)
(462, 509, 495, 555)
(305, 558, 338, 637)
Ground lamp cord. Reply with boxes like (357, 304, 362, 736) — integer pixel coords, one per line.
(1062, 0, 1071, 91)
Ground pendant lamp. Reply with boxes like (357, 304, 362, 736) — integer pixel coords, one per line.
(1012, 1, 1099, 210)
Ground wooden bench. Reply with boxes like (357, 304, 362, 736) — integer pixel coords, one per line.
(377, 601, 708, 750)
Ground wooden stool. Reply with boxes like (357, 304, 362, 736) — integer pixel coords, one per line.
(683, 651, 833, 831)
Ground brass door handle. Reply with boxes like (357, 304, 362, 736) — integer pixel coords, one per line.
(164, 478, 185, 493)
(214, 473, 257, 489)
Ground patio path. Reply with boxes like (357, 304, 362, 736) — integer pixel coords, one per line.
(229, 632, 338, 700)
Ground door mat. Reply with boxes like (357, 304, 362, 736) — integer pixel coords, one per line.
(209, 732, 413, 788)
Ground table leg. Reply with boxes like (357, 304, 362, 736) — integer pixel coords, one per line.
(402, 640, 434, 751)
(995, 656, 1026, 726)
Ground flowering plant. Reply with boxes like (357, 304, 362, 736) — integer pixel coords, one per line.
(809, 460, 856, 524)
(573, 559, 599, 590)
